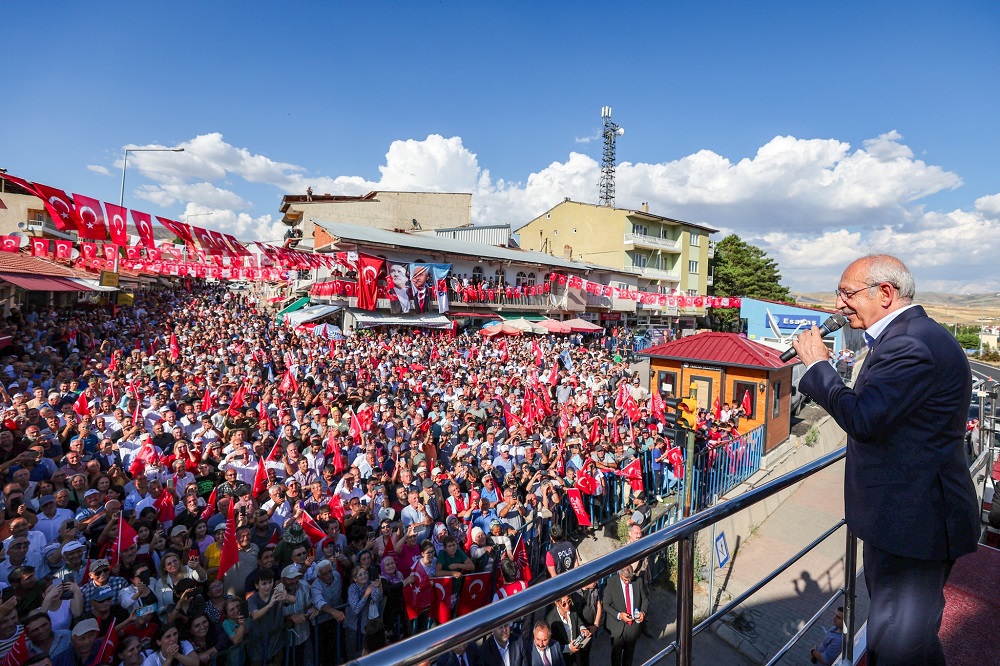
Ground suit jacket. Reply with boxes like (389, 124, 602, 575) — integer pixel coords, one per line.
(545, 607, 582, 650)
(800, 305, 979, 561)
(411, 285, 435, 313)
(528, 642, 565, 666)
(480, 635, 527, 666)
(437, 642, 482, 666)
(602, 576, 647, 641)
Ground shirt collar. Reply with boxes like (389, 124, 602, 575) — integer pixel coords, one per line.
(865, 304, 918, 343)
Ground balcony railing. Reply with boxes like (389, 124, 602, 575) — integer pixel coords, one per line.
(352, 447, 859, 666)
(624, 232, 682, 252)
(623, 264, 682, 281)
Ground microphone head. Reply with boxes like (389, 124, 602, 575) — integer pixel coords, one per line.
(823, 313, 850, 333)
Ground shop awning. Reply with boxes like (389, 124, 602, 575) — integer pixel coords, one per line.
(499, 312, 548, 321)
(563, 317, 605, 333)
(284, 304, 341, 327)
(0, 273, 88, 292)
(351, 311, 452, 329)
(276, 296, 310, 317)
(68, 278, 118, 292)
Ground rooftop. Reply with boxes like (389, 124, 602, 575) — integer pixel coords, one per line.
(280, 190, 470, 213)
(314, 220, 627, 274)
(640, 332, 798, 369)
(0, 251, 78, 277)
(523, 199, 719, 234)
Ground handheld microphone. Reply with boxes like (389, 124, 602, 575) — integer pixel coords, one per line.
(779, 313, 850, 362)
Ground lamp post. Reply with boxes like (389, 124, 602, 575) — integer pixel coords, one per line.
(119, 147, 184, 209)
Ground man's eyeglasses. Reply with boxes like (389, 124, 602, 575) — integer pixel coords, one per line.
(834, 284, 878, 301)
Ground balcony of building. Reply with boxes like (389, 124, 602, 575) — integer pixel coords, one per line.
(623, 232, 681, 252)
(623, 264, 682, 281)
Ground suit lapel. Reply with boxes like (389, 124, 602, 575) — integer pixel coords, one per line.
(855, 306, 927, 388)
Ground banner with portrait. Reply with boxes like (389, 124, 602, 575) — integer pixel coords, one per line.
(407, 263, 452, 314)
(387, 261, 413, 313)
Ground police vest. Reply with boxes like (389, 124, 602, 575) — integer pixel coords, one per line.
(550, 540, 576, 574)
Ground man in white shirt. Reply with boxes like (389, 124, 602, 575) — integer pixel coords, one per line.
(33, 495, 74, 543)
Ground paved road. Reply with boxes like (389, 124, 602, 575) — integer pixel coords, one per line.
(710, 458, 870, 664)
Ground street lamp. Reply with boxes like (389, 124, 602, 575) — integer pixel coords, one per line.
(119, 147, 184, 209)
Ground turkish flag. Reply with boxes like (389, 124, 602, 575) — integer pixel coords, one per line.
(620, 458, 644, 493)
(532, 338, 543, 366)
(566, 488, 592, 527)
(72, 391, 90, 416)
(455, 571, 493, 616)
(297, 510, 326, 547)
(146, 247, 162, 261)
(356, 254, 383, 311)
(651, 391, 665, 422)
(328, 493, 345, 526)
(111, 518, 140, 568)
(102, 244, 118, 261)
(327, 431, 345, 475)
(575, 469, 598, 495)
(228, 384, 246, 417)
(100, 201, 130, 246)
(713, 396, 721, 422)
(130, 210, 155, 247)
(153, 489, 176, 523)
(348, 407, 363, 443)
(80, 242, 98, 259)
(33, 183, 82, 231)
(169, 333, 180, 362)
(29, 238, 49, 258)
(404, 570, 434, 620)
(217, 499, 239, 580)
(431, 577, 453, 625)
(0, 236, 19, 252)
(71, 193, 109, 240)
(156, 216, 194, 244)
(548, 360, 559, 386)
(128, 439, 158, 477)
(741, 390, 752, 416)
(54, 239, 73, 259)
(94, 617, 118, 665)
(191, 225, 220, 254)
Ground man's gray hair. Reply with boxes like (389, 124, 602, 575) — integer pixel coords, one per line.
(863, 254, 916, 303)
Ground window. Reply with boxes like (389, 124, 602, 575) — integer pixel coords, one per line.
(494, 269, 506, 284)
(472, 266, 484, 280)
(515, 271, 527, 286)
(526, 272, 536, 286)
(632, 253, 648, 268)
(689, 260, 699, 273)
(657, 371, 677, 398)
(734, 381, 756, 420)
(546, 213, 551, 219)
(27, 209, 45, 224)
(772, 382, 781, 418)
(632, 223, 648, 236)
(573, 228, 577, 234)
(687, 289, 697, 297)
(690, 232, 701, 247)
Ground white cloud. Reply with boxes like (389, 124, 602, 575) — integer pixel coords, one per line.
(103, 130, 997, 293)
(86, 165, 111, 176)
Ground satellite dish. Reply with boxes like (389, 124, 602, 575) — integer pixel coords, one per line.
(70, 248, 81, 260)
(616, 127, 625, 137)
(9, 231, 28, 248)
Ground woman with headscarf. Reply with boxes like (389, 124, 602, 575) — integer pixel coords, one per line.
(380, 555, 417, 642)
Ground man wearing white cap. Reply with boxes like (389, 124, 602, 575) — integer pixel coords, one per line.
(281, 564, 317, 665)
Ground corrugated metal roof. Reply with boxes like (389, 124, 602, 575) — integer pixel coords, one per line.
(640, 332, 797, 369)
(314, 221, 622, 273)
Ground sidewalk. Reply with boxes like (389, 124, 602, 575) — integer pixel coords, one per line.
(710, 458, 870, 664)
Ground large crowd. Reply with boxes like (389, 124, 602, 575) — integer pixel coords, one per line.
(0, 285, 749, 666)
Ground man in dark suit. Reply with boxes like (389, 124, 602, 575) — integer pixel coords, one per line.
(602, 564, 647, 666)
(528, 620, 565, 666)
(480, 623, 527, 666)
(793, 254, 979, 666)
(546, 596, 592, 666)
(437, 640, 482, 666)
(410, 264, 435, 314)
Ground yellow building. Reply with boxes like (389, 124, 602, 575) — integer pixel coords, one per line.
(517, 199, 717, 323)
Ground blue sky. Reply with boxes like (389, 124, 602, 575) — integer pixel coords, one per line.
(3, 1, 998, 292)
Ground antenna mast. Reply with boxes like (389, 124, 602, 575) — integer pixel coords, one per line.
(598, 106, 624, 206)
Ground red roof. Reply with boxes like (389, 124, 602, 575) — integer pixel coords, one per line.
(0, 251, 77, 277)
(640, 332, 797, 369)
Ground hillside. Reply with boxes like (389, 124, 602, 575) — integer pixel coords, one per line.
(791, 292, 1000, 327)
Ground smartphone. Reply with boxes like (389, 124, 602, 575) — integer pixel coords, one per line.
(188, 548, 199, 561)
(136, 603, 158, 618)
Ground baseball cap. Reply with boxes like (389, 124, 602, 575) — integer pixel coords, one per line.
(38, 494, 55, 506)
(89, 558, 110, 573)
(62, 541, 86, 554)
(72, 618, 101, 637)
(281, 564, 303, 579)
(170, 525, 189, 538)
(92, 586, 115, 602)
(84, 489, 100, 498)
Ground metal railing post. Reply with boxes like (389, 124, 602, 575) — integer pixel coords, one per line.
(842, 529, 858, 664)
(676, 535, 695, 666)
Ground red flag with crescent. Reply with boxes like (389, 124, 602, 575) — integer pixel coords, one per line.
(356, 254, 384, 311)
(620, 458, 644, 492)
(104, 202, 130, 247)
(297, 510, 327, 546)
(169, 333, 180, 362)
(455, 571, 492, 616)
(32, 182, 81, 231)
(71, 193, 109, 240)
(741, 390, 752, 416)
(217, 499, 238, 580)
(30, 238, 49, 258)
(431, 576, 453, 625)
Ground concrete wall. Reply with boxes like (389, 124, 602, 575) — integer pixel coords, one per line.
(0, 191, 45, 235)
(292, 192, 472, 240)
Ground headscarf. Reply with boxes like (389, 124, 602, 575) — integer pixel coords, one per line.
(380, 556, 403, 584)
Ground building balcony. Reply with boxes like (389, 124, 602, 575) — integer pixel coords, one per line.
(623, 265, 681, 281)
(623, 233, 681, 252)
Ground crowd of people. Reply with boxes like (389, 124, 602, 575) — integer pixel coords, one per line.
(0, 284, 742, 666)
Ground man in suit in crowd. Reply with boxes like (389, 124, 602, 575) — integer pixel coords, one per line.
(546, 595, 592, 666)
(602, 564, 647, 666)
(793, 253, 979, 665)
(437, 639, 482, 666)
(481, 622, 526, 666)
(528, 620, 565, 666)
(410, 264, 435, 314)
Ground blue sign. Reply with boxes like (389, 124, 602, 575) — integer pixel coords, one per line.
(777, 314, 821, 329)
(715, 531, 730, 568)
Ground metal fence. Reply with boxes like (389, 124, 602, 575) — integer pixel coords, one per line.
(683, 426, 766, 513)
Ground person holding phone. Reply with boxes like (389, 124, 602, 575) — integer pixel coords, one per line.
(603, 564, 647, 666)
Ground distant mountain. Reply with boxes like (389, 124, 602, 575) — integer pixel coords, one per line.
(792, 292, 1000, 309)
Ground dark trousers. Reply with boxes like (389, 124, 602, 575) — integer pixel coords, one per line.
(863, 542, 954, 666)
(610, 634, 637, 666)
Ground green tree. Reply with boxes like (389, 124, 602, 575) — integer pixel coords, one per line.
(956, 333, 980, 350)
(710, 234, 793, 330)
